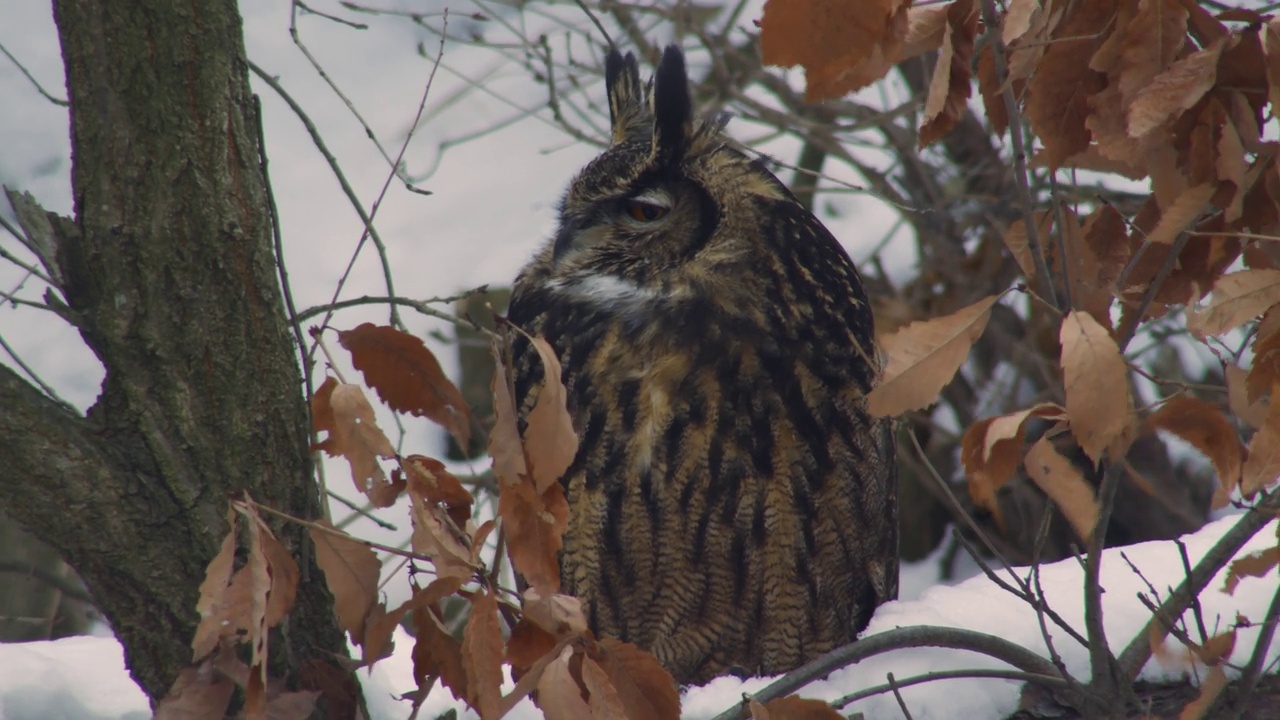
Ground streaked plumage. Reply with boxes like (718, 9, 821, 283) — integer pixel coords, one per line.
(508, 46, 897, 684)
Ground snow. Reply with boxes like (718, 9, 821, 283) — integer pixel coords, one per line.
(0, 514, 1276, 719)
(1, 2, 1278, 719)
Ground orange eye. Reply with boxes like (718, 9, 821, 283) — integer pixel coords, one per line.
(624, 199, 669, 222)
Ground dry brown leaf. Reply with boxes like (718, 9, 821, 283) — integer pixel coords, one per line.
(976, 45, 1012, 137)
(500, 481, 570, 595)
(755, 696, 845, 720)
(1266, 19, 1280, 122)
(1128, 35, 1230, 138)
(402, 454, 474, 527)
(536, 646, 592, 720)
(867, 295, 999, 416)
(154, 663, 235, 720)
(489, 336, 529, 487)
(1248, 324, 1280, 405)
(413, 598, 470, 703)
(1217, 108, 1247, 222)
(919, 0, 977, 148)
(590, 637, 681, 720)
(962, 403, 1068, 518)
(507, 617, 559, 678)
(1023, 435, 1101, 542)
(1180, 664, 1228, 720)
(1143, 183, 1216, 245)
(338, 323, 472, 448)
(242, 511, 271, 681)
(363, 575, 462, 667)
(1195, 629, 1237, 666)
(253, 520, 300, 632)
(463, 588, 505, 720)
(1000, 211, 1052, 279)
(316, 382, 399, 507)
(759, 0, 911, 101)
(409, 490, 476, 580)
(1242, 396, 1280, 497)
(897, 4, 950, 62)
(192, 509, 238, 661)
(1226, 364, 1271, 428)
(1003, 0, 1041, 44)
(582, 656, 630, 720)
(523, 587, 589, 638)
(525, 337, 580, 495)
(1024, 0, 1110, 168)
(1060, 310, 1135, 463)
(309, 520, 381, 646)
(1146, 396, 1243, 495)
(1223, 545, 1280, 595)
(1188, 269, 1280, 337)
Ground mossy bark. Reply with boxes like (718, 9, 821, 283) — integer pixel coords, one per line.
(0, 0, 358, 714)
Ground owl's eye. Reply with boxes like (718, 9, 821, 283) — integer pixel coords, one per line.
(623, 199, 670, 222)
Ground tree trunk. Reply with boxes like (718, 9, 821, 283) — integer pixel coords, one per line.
(0, 0, 358, 713)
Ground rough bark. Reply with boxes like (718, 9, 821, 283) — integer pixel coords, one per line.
(0, 0, 357, 712)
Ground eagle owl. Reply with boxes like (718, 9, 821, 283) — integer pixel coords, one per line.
(508, 46, 897, 684)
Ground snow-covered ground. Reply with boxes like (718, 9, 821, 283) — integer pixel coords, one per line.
(0, 514, 1275, 720)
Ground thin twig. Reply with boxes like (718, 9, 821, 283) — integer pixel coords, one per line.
(1230, 582, 1280, 719)
(1177, 538, 1210, 646)
(327, 491, 398, 531)
(0, 333, 74, 412)
(978, 0, 1058, 311)
(1117, 487, 1280, 680)
(0, 39, 69, 106)
(1084, 459, 1126, 700)
(710, 625, 1065, 720)
(0, 561, 92, 604)
(906, 428, 1089, 647)
(887, 673, 916, 720)
(833, 668, 1069, 709)
(296, 293, 488, 332)
(246, 61, 403, 336)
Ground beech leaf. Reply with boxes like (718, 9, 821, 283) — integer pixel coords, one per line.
(1223, 546, 1280, 595)
(1060, 310, 1134, 463)
(868, 295, 997, 416)
(1023, 435, 1100, 542)
(760, 0, 911, 101)
(754, 696, 845, 720)
(961, 403, 1068, 517)
(1127, 36, 1229, 138)
(536, 646, 592, 720)
(589, 637, 680, 720)
(1188, 269, 1280, 338)
(413, 597, 470, 703)
(192, 509, 238, 660)
(499, 482, 570, 595)
(1145, 396, 1243, 495)
(462, 589, 506, 720)
(1241, 396, 1280, 497)
(525, 337, 580, 495)
(1227, 365, 1271, 429)
(489, 336, 529, 486)
(338, 323, 473, 447)
(309, 521, 381, 647)
(316, 382, 400, 506)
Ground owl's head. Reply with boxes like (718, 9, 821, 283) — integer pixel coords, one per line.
(530, 46, 800, 314)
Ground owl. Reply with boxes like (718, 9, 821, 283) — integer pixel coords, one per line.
(508, 45, 897, 685)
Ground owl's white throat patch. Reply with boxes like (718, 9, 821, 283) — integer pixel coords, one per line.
(544, 273, 672, 316)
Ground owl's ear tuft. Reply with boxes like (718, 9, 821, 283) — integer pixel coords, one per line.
(652, 45, 692, 164)
(606, 50, 645, 146)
